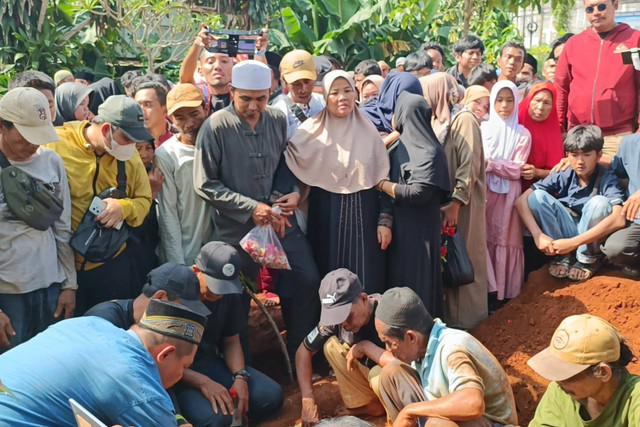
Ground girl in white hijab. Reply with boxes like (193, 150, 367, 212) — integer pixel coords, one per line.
(481, 80, 531, 308)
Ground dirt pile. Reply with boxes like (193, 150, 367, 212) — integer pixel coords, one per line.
(250, 268, 640, 427)
(472, 268, 640, 426)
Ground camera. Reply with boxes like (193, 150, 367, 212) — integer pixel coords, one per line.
(619, 47, 640, 71)
(204, 28, 262, 57)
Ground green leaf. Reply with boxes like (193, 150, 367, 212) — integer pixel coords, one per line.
(281, 7, 317, 48)
(268, 28, 292, 50)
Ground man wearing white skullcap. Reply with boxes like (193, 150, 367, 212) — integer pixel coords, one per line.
(192, 58, 322, 423)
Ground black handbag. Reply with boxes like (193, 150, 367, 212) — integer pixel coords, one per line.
(70, 161, 131, 263)
(0, 148, 64, 231)
(442, 229, 475, 288)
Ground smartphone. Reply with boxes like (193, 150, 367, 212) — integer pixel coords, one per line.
(88, 196, 105, 216)
(90, 196, 123, 230)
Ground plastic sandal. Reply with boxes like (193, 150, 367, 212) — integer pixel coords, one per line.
(548, 255, 575, 279)
(568, 258, 604, 281)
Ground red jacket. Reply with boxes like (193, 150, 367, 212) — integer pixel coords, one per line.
(555, 23, 640, 136)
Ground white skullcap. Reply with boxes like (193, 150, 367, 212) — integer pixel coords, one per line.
(232, 60, 271, 90)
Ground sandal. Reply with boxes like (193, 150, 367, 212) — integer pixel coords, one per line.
(549, 255, 575, 279)
(622, 265, 640, 279)
(568, 258, 604, 281)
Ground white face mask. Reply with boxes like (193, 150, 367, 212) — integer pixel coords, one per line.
(103, 126, 136, 161)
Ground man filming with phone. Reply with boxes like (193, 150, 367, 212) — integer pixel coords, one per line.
(180, 24, 270, 114)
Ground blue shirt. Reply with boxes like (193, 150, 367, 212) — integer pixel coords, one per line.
(0, 317, 177, 427)
(532, 165, 624, 215)
(412, 319, 517, 426)
(611, 134, 640, 225)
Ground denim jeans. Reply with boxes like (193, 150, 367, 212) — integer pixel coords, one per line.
(527, 190, 612, 264)
(0, 283, 61, 352)
(173, 355, 283, 427)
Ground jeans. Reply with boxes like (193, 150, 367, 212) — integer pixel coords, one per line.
(173, 355, 283, 427)
(527, 190, 612, 264)
(0, 283, 61, 352)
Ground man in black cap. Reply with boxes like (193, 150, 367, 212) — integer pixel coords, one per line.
(0, 298, 206, 426)
(374, 287, 517, 427)
(296, 269, 388, 425)
(85, 262, 211, 326)
(174, 241, 283, 427)
(47, 94, 153, 314)
(517, 53, 539, 87)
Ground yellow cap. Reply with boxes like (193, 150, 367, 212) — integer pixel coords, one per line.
(166, 83, 205, 116)
(280, 50, 316, 83)
(527, 314, 621, 382)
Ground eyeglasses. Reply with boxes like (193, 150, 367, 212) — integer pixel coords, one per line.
(585, 3, 607, 14)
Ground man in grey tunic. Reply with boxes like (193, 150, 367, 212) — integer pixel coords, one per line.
(193, 60, 320, 365)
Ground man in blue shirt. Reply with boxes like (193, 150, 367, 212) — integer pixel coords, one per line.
(601, 134, 640, 278)
(515, 125, 626, 281)
(373, 287, 517, 426)
(0, 299, 207, 427)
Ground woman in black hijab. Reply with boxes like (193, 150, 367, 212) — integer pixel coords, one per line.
(376, 91, 450, 317)
(88, 77, 122, 115)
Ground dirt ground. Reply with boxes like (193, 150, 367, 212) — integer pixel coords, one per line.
(249, 266, 640, 427)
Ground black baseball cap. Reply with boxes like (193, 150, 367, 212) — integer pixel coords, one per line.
(318, 268, 364, 326)
(97, 95, 153, 142)
(142, 262, 210, 317)
(195, 242, 242, 295)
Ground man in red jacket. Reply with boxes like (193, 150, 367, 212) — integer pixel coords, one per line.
(555, 0, 640, 157)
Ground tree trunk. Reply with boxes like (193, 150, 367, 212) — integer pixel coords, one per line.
(463, 0, 472, 37)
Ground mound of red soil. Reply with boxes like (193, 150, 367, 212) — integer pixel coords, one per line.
(472, 267, 640, 426)
(250, 268, 640, 427)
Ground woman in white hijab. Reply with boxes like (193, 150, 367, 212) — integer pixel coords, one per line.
(481, 80, 531, 309)
(285, 70, 391, 295)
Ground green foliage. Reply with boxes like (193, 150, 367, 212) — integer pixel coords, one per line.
(79, 0, 213, 73)
(552, 0, 572, 34)
(428, 1, 524, 66)
(265, 0, 439, 68)
(527, 44, 551, 73)
(0, 0, 91, 77)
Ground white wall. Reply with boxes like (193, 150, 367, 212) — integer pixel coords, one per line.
(514, 0, 640, 49)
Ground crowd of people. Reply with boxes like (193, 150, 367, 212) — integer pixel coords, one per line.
(0, 0, 639, 426)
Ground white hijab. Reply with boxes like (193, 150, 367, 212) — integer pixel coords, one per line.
(481, 80, 524, 194)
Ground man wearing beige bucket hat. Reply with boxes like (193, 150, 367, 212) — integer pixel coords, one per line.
(528, 313, 640, 426)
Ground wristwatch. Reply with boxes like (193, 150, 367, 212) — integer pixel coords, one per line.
(233, 369, 251, 382)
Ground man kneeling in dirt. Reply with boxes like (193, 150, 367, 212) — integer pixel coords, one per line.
(528, 314, 639, 426)
(374, 287, 517, 427)
(295, 269, 389, 425)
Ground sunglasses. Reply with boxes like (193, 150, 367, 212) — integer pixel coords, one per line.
(585, 3, 607, 14)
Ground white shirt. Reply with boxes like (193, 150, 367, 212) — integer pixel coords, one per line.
(155, 136, 215, 265)
(273, 92, 326, 139)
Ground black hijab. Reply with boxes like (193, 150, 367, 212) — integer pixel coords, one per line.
(361, 71, 423, 133)
(88, 78, 122, 115)
(391, 91, 450, 193)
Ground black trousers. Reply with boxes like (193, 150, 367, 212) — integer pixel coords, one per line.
(76, 244, 147, 315)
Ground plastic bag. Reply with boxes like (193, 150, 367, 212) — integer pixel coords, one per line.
(240, 224, 291, 270)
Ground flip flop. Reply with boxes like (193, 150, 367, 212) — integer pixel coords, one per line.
(548, 254, 574, 279)
(568, 258, 604, 281)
